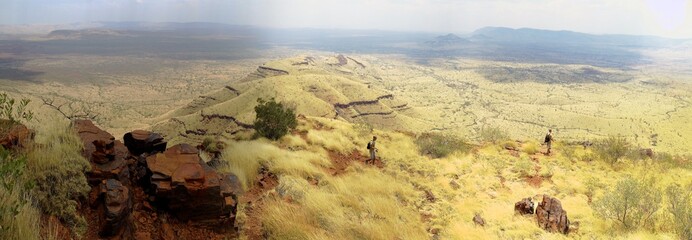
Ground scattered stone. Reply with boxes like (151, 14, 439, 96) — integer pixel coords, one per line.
(424, 189, 437, 203)
(134, 231, 151, 240)
(486, 191, 498, 199)
(639, 148, 654, 158)
(146, 144, 241, 224)
(473, 213, 485, 226)
(0, 122, 33, 150)
(162, 223, 176, 240)
(123, 130, 167, 156)
(101, 179, 132, 237)
(514, 197, 535, 215)
(449, 180, 460, 190)
(535, 195, 570, 234)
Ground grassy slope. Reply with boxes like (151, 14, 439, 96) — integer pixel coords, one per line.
(365, 56, 692, 154)
(217, 116, 690, 240)
(152, 55, 421, 145)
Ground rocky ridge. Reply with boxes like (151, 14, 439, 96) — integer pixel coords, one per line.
(73, 120, 240, 239)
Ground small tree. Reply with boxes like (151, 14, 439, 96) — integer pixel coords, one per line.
(593, 135, 631, 164)
(666, 184, 691, 240)
(592, 176, 662, 230)
(478, 127, 508, 144)
(415, 132, 471, 158)
(253, 98, 297, 140)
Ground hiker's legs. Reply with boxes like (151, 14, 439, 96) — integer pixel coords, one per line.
(369, 151, 375, 164)
(547, 142, 552, 154)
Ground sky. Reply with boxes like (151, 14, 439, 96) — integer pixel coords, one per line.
(1, 0, 691, 38)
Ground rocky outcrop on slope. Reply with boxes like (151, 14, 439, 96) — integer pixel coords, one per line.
(0, 121, 33, 150)
(101, 179, 132, 236)
(147, 144, 240, 224)
(514, 197, 535, 215)
(73, 120, 241, 239)
(535, 195, 570, 234)
(74, 120, 131, 185)
(123, 130, 167, 156)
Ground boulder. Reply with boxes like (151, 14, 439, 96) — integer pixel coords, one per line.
(639, 148, 654, 158)
(514, 197, 534, 215)
(535, 195, 570, 234)
(146, 144, 240, 224)
(473, 213, 485, 226)
(73, 120, 130, 185)
(101, 179, 132, 237)
(123, 130, 167, 156)
(0, 122, 33, 150)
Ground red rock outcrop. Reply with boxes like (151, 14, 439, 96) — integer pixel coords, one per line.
(101, 179, 132, 237)
(514, 197, 535, 215)
(73, 120, 130, 185)
(0, 121, 33, 150)
(146, 144, 240, 224)
(74, 120, 242, 238)
(535, 195, 570, 234)
(123, 130, 167, 156)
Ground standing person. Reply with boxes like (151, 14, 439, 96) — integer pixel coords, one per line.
(544, 129, 553, 155)
(367, 136, 377, 164)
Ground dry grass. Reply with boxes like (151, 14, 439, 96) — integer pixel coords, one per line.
(226, 117, 692, 239)
(0, 186, 42, 240)
(24, 117, 90, 233)
(262, 168, 427, 240)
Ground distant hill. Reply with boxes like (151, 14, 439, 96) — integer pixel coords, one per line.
(47, 29, 128, 39)
(416, 27, 692, 67)
(151, 55, 424, 144)
(424, 33, 471, 48)
(470, 27, 682, 48)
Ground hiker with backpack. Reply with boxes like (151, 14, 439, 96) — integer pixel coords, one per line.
(366, 136, 377, 164)
(544, 129, 553, 155)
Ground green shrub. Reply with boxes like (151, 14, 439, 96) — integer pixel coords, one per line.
(592, 176, 662, 230)
(0, 93, 34, 124)
(558, 144, 578, 161)
(665, 184, 691, 240)
(478, 127, 508, 144)
(254, 98, 298, 140)
(593, 135, 631, 164)
(415, 132, 471, 158)
(0, 147, 41, 240)
(26, 122, 90, 228)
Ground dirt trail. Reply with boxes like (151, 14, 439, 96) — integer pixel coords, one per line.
(239, 168, 278, 240)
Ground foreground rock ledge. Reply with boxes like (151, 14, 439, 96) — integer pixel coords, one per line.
(147, 143, 240, 224)
(73, 120, 241, 238)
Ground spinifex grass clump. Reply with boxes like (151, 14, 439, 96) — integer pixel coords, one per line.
(415, 132, 471, 158)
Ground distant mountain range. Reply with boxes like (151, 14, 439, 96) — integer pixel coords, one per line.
(1, 22, 690, 68)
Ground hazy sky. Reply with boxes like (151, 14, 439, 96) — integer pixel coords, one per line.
(1, 0, 691, 38)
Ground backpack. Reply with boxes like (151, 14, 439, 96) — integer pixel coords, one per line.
(544, 134, 552, 143)
(367, 142, 372, 150)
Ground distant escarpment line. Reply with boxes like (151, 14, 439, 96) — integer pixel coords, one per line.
(347, 57, 366, 68)
(391, 103, 409, 110)
(184, 129, 208, 136)
(224, 86, 240, 95)
(199, 96, 217, 101)
(200, 112, 254, 129)
(334, 94, 394, 109)
(351, 111, 395, 118)
(258, 66, 289, 75)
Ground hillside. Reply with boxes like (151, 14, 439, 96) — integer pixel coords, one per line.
(152, 55, 424, 145)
